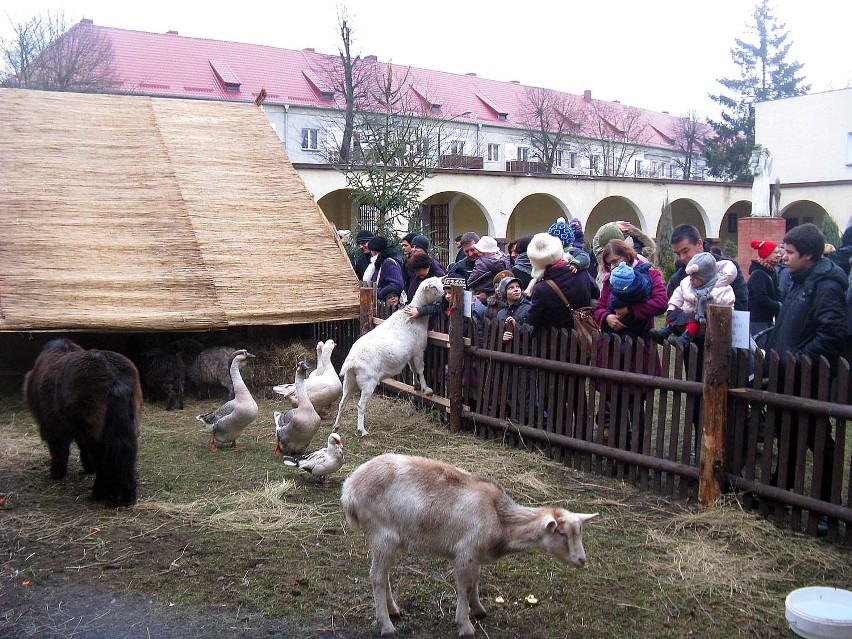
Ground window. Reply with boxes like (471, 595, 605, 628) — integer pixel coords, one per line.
(569, 152, 577, 169)
(517, 146, 529, 162)
(555, 150, 563, 167)
(450, 140, 465, 155)
(301, 128, 319, 150)
(727, 212, 738, 234)
(589, 155, 600, 173)
(487, 143, 500, 162)
(634, 159, 643, 176)
(847, 132, 852, 165)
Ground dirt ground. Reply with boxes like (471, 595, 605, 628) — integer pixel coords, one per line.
(2, 381, 851, 639)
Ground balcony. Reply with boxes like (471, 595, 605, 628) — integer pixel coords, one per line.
(438, 154, 483, 169)
(506, 160, 549, 174)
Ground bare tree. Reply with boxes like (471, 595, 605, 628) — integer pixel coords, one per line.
(671, 111, 704, 180)
(576, 101, 651, 177)
(518, 86, 584, 173)
(1, 13, 117, 91)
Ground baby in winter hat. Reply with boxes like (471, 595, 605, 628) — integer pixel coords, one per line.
(547, 217, 591, 274)
(650, 252, 736, 347)
(608, 260, 652, 310)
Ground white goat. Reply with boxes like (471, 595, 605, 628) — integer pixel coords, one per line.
(341, 453, 598, 637)
(332, 276, 444, 436)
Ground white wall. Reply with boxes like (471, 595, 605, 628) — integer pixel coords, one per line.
(755, 88, 852, 184)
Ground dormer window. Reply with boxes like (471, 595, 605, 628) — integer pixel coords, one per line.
(210, 59, 241, 93)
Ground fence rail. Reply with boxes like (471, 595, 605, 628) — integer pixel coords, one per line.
(320, 286, 851, 542)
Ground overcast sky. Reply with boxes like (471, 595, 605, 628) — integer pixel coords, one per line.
(2, 0, 850, 119)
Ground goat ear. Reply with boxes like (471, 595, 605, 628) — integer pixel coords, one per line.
(544, 517, 558, 533)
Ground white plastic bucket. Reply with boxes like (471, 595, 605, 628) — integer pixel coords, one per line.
(786, 587, 852, 639)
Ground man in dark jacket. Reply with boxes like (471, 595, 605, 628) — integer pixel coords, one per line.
(446, 231, 480, 280)
(666, 224, 748, 312)
(765, 223, 846, 510)
(352, 229, 374, 280)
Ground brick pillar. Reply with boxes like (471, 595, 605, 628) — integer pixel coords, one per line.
(737, 217, 787, 282)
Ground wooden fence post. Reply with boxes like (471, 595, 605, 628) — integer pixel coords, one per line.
(359, 285, 374, 336)
(699, 304, 732, 506)
(448, 284, 465, 433)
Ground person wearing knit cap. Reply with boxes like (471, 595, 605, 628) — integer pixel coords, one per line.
(526, 232, 595, 333)
(747, 239, 783, 336)
(650, 251, 736, 347)
(548, 217, 591, 276)
(496, 276, 531, 343)
(401, 232, 418, 258)
(569, 218, 586, 250)
(608, 260, 653, 311)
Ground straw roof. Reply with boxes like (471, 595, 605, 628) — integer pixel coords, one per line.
(0, 89, 358, 332)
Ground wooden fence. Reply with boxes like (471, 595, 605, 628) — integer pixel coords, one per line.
(319, 286, 851, 542)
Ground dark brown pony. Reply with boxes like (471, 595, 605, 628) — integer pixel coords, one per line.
(24, 339, 143, 507)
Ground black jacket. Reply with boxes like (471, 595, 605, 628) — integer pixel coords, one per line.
(667, 251, 749, 311)
(747, 260, 782, 324)
(528, 262, 595, 331)
(765, 258, 847, 368)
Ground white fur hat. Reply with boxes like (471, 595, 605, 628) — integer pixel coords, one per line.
(524, 233, 565, 295)
(527, 233, 564, 271)
(472, 235, 499, 254)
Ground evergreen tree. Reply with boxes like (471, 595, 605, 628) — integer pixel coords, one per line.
(656, 194, 676, 281)
(704, 0, 809, 181)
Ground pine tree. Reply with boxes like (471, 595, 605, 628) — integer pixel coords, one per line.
(704, 0, 809, 181)
(656, 194, 676, 281)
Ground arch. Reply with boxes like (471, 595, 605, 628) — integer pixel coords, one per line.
(780, 199, 828, 231)
(718, 200, 751, 249)
(505, 193, 570, 240)
(585, 196, 644, 247)
(316, 188, 357, 232)
(669, 197, 709, 238)
(421, 191, 490, 257)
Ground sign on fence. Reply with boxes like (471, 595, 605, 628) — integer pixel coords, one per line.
(731, 310, 751, 349)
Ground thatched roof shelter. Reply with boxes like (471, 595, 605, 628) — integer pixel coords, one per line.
(0, 89, 358, 332)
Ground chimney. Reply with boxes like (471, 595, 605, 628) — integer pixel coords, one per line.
(583, 90, 592, 101)
(364, 55, 377, 63)
(166, 30, 178, 35)
(465, 72, 477, 77)
(509, 80, 520, 84)
(80, 18, 93, 26)
(303, 47, 315, 53)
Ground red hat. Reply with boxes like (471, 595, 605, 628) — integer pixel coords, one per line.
(750, 239, 778, 259)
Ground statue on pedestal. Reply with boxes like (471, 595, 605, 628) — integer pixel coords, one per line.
(750, 147, 775, 217)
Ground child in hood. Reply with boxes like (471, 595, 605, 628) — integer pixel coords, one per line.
(650, 252, 736, 347)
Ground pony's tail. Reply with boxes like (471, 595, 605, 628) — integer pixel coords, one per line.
(98, 380, 140, 507)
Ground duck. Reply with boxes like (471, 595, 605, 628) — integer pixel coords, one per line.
(282, 432, 344, 483)
(196, 349, 258, 452)
(273, 339, 342, 418)
(273, 361, 321, 457)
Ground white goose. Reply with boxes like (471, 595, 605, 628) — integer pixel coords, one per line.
(196, 349, 258, 451)
(308, 341, 325, 378)
(273, 339, 342, 418)
(274, 361, 321, 457)
(282, 432, 344, 483)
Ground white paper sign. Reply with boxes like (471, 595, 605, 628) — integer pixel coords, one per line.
(732, 310, 751, 349)
(463, 290, 472, 318)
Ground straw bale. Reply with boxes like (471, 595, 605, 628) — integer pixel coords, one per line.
(0, 89, 358, 332)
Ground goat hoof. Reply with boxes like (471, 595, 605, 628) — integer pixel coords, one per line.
(379, 623, 396, 636)
(357, 428, 369, 437)
(423, 387, 434, 396)
(458, 623, 475, 638)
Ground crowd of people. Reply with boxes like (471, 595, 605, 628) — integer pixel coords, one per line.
(349, 219, 852, 523)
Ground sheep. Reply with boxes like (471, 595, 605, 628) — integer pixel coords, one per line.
(186, 345, 237, 400)
(332, 276, 444, 436)
(341, 453, 598, 637)
(138, 347, 186, 411)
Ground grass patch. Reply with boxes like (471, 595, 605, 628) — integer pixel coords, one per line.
(1, 385, 850, 638)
